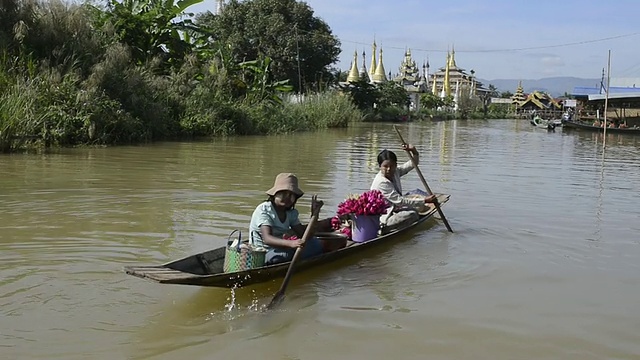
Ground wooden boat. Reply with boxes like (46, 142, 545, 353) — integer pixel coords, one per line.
(562, 120, 640, 134)
(124, 194, 450, 288)
(530, 116, 557, 130)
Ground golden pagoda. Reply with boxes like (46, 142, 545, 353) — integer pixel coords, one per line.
(346, 50, 360, 83)
(511, 81, 526, 105)
(372, 48, 387, 83)
(369, 40, 377, 80)
(431, 46, 485, 99)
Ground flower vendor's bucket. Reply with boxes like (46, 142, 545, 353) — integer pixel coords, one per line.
(351, 214, 381, 243)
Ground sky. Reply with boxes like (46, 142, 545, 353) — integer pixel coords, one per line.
(189, 0, 640, 81)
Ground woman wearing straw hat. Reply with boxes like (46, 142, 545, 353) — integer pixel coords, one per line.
(249, 173, 328, 265)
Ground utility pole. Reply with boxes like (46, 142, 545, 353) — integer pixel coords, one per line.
(294, 24, 302, 94)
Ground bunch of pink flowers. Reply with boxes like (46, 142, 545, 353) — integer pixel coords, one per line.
(330, 190, 389, 239)
(336, 189, 389, 217)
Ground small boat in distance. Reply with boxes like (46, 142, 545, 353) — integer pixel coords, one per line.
(562, 120, 640, 134)
(530, 115, 557, 130)
(124, 194, 450, 288)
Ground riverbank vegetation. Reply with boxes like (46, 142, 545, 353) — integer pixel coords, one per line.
(1, 0, 510, 153)
(0, 0, 360, 152)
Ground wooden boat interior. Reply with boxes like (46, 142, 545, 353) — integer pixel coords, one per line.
(124, 194, 450, 287)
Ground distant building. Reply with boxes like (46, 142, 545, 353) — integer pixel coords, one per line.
(511, 81, 526, 105)
(430, 47, 487, 102)
(510, 82, 563, 118)
(392, 49, 429, 110)
(342, 41, 488, 111)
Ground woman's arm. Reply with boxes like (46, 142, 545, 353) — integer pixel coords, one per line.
(291, 218, 333, 237)
(260, 225, 298, 249)
(377, 178, 424, 208)
(397, 145, 419, 177)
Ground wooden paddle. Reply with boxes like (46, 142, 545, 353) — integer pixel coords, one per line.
(393, 125, 454, 233)
(266, 195, 323, 310)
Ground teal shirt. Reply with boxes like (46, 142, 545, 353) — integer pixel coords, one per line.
(249, 201, 300, 249)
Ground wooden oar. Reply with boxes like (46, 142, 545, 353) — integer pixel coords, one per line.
(266, 196, 323, 310)
(393, 125, 454, 233)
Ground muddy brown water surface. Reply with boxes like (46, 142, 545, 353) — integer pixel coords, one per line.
(1, 120, 639, 359)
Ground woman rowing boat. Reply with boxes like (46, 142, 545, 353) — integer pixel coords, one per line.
(248, 173, 330, 265)
(370, 145, 437, 232)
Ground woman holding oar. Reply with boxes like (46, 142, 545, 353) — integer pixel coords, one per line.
(371, 145, 438, 233)
(249, 173, 330, 265)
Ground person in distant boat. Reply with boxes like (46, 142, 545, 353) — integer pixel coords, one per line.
(249, 173, 329, 265)
(370, 145, 438, 233)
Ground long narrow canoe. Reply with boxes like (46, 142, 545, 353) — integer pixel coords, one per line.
(562, 120, 640, 134)
(124, 194, 450, 288)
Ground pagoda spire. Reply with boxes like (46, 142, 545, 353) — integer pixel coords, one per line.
(359, 50, 369, 82)
(346, 50, 360, 82)
(432, 73, 437, 94)
(453, 80, 460, 111)
(373, 47, 387, 82)
(369, 39, 377, 78)
(448, 45, 457, 68)
(511, 80, 526, 106)
(443, 51, 451, 97)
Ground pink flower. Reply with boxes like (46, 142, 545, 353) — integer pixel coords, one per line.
(335, 190, 389, 217)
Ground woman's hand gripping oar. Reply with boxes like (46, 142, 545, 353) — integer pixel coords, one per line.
(266, 195, 323, 310)
(393, 125, 453, 233)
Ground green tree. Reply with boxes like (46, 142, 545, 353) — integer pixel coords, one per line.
(377, 81, 410, 108)
(420, 92, 445, 110)
(197, 0, 341, 93)
(340, 79, 379, 111)
(94, 0, 203, 70)
(480, 84, 499, 117)
(500, 91, 513, 98)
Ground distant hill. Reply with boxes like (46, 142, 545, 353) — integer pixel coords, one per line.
(478, 77, 601, 97)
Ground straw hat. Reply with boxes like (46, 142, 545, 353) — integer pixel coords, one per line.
(266, 173, 304, 198)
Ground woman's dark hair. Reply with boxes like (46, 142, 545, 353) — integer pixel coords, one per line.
(377, 149, 397, 166)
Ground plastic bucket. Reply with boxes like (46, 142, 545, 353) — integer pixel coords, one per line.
(351, 214, 381, 243)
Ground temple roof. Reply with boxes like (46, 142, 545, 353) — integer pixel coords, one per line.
(393, 48, 420, 83)
(518, 91, 562, 109)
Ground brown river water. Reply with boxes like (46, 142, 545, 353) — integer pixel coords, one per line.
(1, 120, 639, 359)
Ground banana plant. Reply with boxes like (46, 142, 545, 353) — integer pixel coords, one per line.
(237, 56, 293, 105)
(95, 0, 204, 69)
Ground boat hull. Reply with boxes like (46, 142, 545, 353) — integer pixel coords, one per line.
(562, 120, 640, 134)
(530, 117, 558, 130)
(124, 194, 450, 288)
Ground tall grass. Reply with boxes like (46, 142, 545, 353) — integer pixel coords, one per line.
(0, 0, 366, 152)
(0, 78, 43, 152)
(282, 92, 361, 129)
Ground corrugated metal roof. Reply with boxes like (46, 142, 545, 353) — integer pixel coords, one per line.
(587, 92, 640, 101)
(572, 86, 640, 96)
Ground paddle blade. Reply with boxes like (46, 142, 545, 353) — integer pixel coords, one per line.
(266, 291, 285, 310)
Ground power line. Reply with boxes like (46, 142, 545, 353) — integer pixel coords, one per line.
(339, 32, 640, 53)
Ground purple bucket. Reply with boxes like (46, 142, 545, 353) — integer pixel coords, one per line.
(351, 214, 381, 243)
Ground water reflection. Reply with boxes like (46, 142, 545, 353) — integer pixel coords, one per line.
(1, 120, 640, 359)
